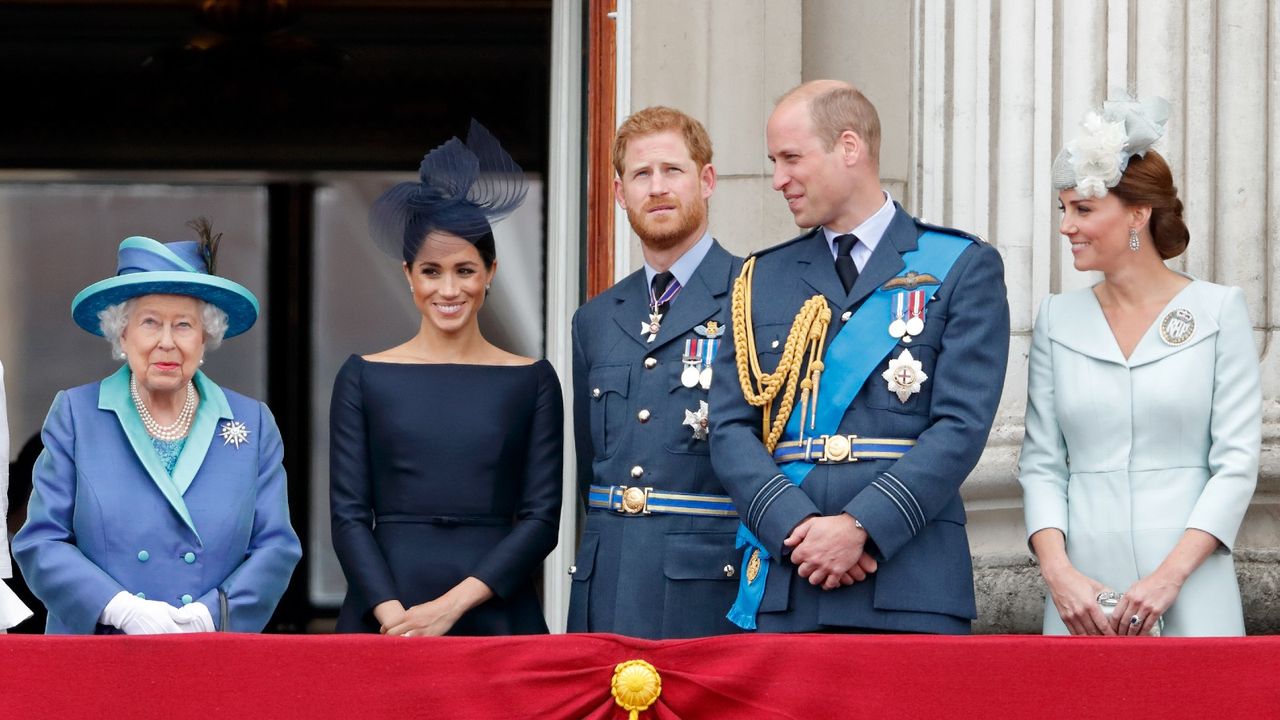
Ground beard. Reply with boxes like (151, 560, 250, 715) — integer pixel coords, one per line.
(626, 195, 708, 252)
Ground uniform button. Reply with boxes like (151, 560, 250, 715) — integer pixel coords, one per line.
(771, 340, 780, 349)
(630, 465, 644, 479)
(183, 552, 196, 564)
(592, 387, 601, 398)
(644, 357, 657, 369)
(181, 594, 193, 605)
(135, 592, 146, 600)
(568, 565, 577, 575)
(637, 409, 651, 423)
(137, 550, 149, 562)
(723, 564, 735, 578)
(841, 310, 852, 322)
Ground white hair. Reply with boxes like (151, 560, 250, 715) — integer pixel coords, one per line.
(98, 297, 230, 361)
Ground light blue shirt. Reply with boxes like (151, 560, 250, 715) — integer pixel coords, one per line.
(822, 191, 895, 272)
(643, 230, 714, 293)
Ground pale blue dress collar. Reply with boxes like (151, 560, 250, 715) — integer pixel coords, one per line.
(97, 365, 234, 541)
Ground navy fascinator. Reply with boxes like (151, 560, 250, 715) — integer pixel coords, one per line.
(369, 120, 528, 263)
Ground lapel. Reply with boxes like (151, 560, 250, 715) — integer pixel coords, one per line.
(799, 227, 847, 305)
(610, 270, 653, 351)
(173, 370, 234, 498)
(1126, 280, 1219, 368)
(609, 240, 735, 351)
(98, 365, 199, 538)
(1047, 281, 1218, 368)
(649, 240, 733, 349)
(845, 205, 916, 308)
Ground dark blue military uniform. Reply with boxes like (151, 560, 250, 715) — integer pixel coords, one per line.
(709, 204, 1010, 633)
(567, 240, 744, 638)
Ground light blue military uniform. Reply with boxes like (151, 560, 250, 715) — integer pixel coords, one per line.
(568, 233, 745, 638)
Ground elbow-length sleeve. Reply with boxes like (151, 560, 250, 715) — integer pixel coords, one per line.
(1018, 294, 1072, 542)
(12, 392, 124, 633)
(197, 402, 302, 631)
(1185, 286, 1261, 550)
(470, 361, 564, 599)
(329, 357, 399, 616)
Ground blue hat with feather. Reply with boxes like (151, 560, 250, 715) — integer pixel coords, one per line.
(71, 223, 259, 338)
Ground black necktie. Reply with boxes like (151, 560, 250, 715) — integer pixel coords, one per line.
(651, 271, 677, 315)
(834, 233, 859, 294)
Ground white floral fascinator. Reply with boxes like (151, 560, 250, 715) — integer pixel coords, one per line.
(1052, 94, 1170, 198)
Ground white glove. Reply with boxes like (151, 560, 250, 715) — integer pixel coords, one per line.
(169, 601, 216, 633)
(100, 591, 185, 634)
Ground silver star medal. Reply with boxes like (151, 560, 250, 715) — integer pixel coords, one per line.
(683, 400, 710, 441)
(641, 311, 663, 343)
(219, 420, 251, 449)
(882, 349, 928, 403)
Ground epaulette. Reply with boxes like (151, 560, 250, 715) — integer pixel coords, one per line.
(745, 226, 823, 261)
(914, 218, 987, 244)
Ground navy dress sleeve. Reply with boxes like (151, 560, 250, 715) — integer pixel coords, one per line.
(470, 361, 564, 599)
(329, 356, 399, 617)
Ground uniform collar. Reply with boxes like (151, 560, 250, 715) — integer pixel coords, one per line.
(643, 230, 714, 290)
(822, 190, 895, 258)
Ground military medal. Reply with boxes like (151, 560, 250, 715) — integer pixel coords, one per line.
(1159, 307, 1195, 346)
(682, 335, 721, 390)
(641, 275, 683, 343)
(888, 291, 908, 339)
(882, 348, 928, 403)
(683, 400, 710, 441)
(904, 289, 926, 337)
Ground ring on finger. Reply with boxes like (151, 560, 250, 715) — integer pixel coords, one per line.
(1129, 614, 1142, 627)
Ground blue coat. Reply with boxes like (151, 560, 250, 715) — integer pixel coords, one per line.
(568, 240, 745, 638)
(13, 366, 301, 634)
(709, 206, 1010, 633)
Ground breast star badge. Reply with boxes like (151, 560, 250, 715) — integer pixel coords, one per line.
(683, 400, 710, 441)
(219, 420, 250, 449)
(882, 349, 928, 403)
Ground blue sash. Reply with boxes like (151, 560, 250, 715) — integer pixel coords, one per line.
(727, 231, 973, 629)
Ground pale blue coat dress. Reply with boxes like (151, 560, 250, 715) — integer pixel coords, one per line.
(1018, 280, 1260, 636)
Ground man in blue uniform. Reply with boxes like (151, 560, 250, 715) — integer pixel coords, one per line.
(709, 80, 1009, 633)
(567, 106, 744, 638)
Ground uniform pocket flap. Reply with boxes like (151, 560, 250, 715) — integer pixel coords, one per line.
(662, 532, 739, 580)
(571, 532, 600, 581)
(588, 365, 630, 400)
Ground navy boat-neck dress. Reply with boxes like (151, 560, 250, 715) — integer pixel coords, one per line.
(329, 355, 563, 634)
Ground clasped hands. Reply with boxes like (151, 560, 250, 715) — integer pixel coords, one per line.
(102, 591, 215, 634)
(784, 513, 878, 590)
(374, 598, 462, 637)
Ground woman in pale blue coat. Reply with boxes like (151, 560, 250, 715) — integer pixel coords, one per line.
(1019, 98, 1260, 637)
(13, 222, 301, 634)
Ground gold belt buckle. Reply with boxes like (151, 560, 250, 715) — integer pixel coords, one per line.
(821, 434, 856, 463)
(618, 485, 651, 514)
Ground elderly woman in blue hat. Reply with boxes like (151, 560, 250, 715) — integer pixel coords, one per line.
(13, 221, 302, 634)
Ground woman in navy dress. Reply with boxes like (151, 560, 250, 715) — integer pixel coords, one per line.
(330, 121, 563, 636)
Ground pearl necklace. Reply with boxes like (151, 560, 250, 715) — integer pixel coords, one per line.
(131, 374, 197, 441)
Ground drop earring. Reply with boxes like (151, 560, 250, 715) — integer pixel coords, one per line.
(1129, 228, 1140, 252)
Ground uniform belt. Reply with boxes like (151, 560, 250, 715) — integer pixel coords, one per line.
(587, 485, 737, 517)
(771, 435, 916, 464)
(375, 513, 510, 527)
